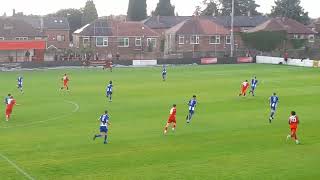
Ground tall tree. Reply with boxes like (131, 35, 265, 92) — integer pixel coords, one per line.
(270, 0, 310, 24)
(201, 0, 220, 16)
(194, 6, 202, 16)
(47, 9, 83, 41)
(81, 0, 98, 25)
(219, 0, 261, 16)
(153, 0, 175, 16)
(127, 0, 147, 21)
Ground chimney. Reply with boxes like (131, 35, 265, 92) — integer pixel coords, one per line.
(12, 9, 15, 16)
(157, 15, 160, 23)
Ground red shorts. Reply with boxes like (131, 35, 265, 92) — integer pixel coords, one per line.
(64, 82, 68, 87)
(6, 108, 12, 116)
(167, 117, 176, 124)
(291, 127, 297, 134)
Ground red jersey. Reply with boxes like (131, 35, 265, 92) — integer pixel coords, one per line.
(289, 115, 299, 129)
(242, 82, 249, 89)
(169, 107, 176, 119)
(6, 99, 16, 110)
(63, 75, 69, 83)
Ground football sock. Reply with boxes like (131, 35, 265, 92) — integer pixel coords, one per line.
(95, 134, 102, 138)
(104, 135, 107, 142)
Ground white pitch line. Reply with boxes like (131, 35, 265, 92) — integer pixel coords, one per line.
(0, 100, 79, 129)
(0, 153, 35, 180)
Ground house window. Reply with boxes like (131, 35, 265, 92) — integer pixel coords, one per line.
(118, 37, 129, 47)
(147, 38, 157, 48)
(210, 35, 221, 44)
(35, 37, 42, 40)
(15, 37, 28, 40)
(293, 34, 299, 39)
(135, 37, 142, 46)
(225, 36, 231, 44)
(57, 35, 65, 42)
(96, 37, 108, 47)
(300, 35, 305, 39)
(308, 35, 315, 43)
(179, 35, 185, 44)
(0, 37, 4, 40)
(190, 35, 200, 44)
(83, 37, 90, 46)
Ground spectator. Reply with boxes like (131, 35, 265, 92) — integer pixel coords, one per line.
(25, 50, 30, 62)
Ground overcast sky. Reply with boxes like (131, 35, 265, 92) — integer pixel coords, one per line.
(0, 0, 319, 18)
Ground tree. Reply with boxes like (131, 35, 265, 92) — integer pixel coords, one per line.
(270, 0, 310, 25)
(127, 0, 147, 21)
(81, 0, 98, 26)
(194, 6, 202, 16)
(47, 9, 83, 41)
(241, 31, 287, 51)
(219, 0, 261, 16)
(153, 0, 175, 16)
(201, 0, 220, 16)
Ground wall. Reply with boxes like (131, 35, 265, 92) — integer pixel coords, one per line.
(45, 29, 70, 49)
(256, 56, 314, 67)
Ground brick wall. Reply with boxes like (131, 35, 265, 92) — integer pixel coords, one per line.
(45, 29, 70, 49)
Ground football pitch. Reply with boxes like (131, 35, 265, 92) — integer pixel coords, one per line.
(0, 64, 319, 180)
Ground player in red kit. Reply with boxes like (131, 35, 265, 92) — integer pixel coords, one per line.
(164, 104, 177, 135)
(286, 111, 300, 144)
(239, 80, 249, 96)
(5, 96, 16, 121)
(60, 74, 70, 91)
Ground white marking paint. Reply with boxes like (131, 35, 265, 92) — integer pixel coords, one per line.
(0, 153, 35, 180)
(0, 100, 79, 129)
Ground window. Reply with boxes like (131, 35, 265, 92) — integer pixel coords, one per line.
(96, 37, 108, 47)
(293, 34, 299, 39)
(308, 35, 315, 43)
(147, 38, 157, 48)
(57, 35, 65, 42)
(210, 35, 221, 44)
(300, 35, 305, 39)
(83, 37, 90, 46)
(15, 37, 28, 40)
(178, 35, 185, 44)
(118, 37, 129, 47)
(35, 37, 42, 40)
(135, 37, 142, 46)
(225, 36, 231, 44)
(0, 37, 4, 40)
(190, 35, 200, 44)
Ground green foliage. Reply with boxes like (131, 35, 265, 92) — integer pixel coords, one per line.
(241, 31, 287, 51)
(153, 0, 175, 16)
(81, 0, 98, 26)
(290, 39, 307, 49)
(127, 0, 147, 21)
(201, 0, 220, 16)
(270, 0, 310, 25)
(219, 0, 261, 16)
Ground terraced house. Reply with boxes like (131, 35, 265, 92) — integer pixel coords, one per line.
(73, 18, 160, 60)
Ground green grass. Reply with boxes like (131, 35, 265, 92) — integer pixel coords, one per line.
(0, 64, 319, 180)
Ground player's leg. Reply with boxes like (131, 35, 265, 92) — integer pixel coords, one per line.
(269, 109, 275, 122)
(109, 92, 112, 102)
(292, 128, 299, 144)
(172, 121, 176, 131)
(164, 122, 170, 134)
(103, 131, 108, 144)
(187, 111, 193, 123)
(5, 109, 11, 121)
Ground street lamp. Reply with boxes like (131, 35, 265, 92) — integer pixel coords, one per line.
(230, 0, 235, 57)
(141, 26, 145, 60)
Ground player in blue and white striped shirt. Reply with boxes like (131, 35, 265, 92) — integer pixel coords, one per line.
(106, 81, 113, 102)
(186, 95, 197, 123)
(249, 76, 258, 96)
(162, 64, 167, 81)
(93, 110, 111, 144)
(17, 76, 23, 93)
(269, 93, 279, 123)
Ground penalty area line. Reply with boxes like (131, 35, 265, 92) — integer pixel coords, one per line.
(0, 153, 35, 180)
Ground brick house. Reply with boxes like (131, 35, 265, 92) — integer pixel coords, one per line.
(165, 17, 238, 57)
(247, 17, 317, 48)
(14, 16, 70, 50)
(0, 18, 46, 62)
(73, 19, 160, 60)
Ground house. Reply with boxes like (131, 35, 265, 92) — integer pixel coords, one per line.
(13, 16, 70, 50)
(73, 18, 160, 60)
(165, 17, 237, 57)
(0, 18, 46, 62)
(247, 17, 317, 47)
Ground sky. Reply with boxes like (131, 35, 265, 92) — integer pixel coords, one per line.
(0, 0, 319, 18)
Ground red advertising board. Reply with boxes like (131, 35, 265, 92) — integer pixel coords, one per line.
(0, 40, 46, 50)
(237, 57, 253, 63)
(201, 58, 218, 64)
